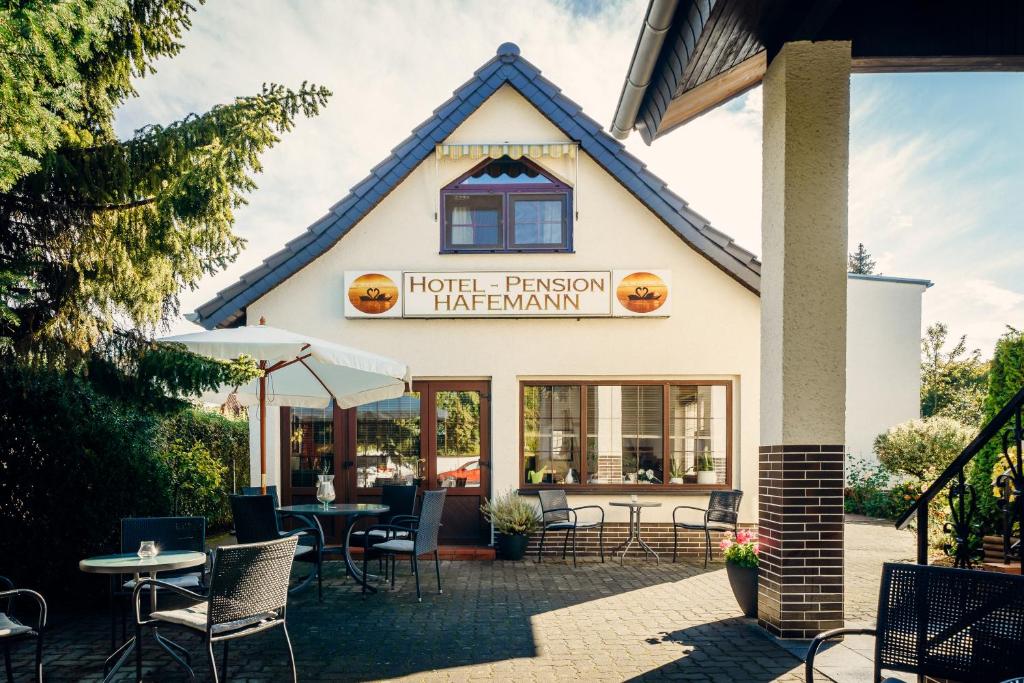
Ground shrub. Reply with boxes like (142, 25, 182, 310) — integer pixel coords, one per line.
(874, 417, 973, 481)
(970, 327, 1024, 528)
(481, 492, 540, 536)
(159, 440, 226, 524)
(0, 363, 170, 602)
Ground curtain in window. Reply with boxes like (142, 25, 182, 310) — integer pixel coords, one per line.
(450, 206, 473, 245)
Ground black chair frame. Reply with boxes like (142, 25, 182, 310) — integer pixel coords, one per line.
(671, 489, 743, 567)
(361, 490, 445, 602)
(806, 562, 1024, 683)
(230, 494, 324, 601)
(536, 506, 605, 567)
(1, 576, 46, 683)
(133, 537, 299, 683)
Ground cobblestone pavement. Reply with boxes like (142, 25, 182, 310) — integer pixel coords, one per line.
(9, 518, 914, 682)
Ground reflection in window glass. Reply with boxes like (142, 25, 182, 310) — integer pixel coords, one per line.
(669, 385, 727, 484)
(356, 393, 421, 488)
(523, 385, 581, 485)
(587, 386, 663, 484)
(290, 404, 334, 488)
(512, 198, 565, 245)
(435, 391, 482, 488)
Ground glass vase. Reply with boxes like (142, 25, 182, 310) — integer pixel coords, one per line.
(316, 474, 336, 508)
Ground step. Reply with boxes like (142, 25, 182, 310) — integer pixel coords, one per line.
(979, 559, 1023, 575)
(346, 544, 495, 561)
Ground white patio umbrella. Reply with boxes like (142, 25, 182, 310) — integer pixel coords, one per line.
(160, 318, 410, 492)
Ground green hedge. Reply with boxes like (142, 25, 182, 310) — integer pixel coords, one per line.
(0, 362, 249, 603)
(969, 328, 1024, 528)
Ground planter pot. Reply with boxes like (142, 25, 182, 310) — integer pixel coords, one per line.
(496, 533, 530, 560)
(697, 470, 717, 485)
(669, 477, 684, 484)
(726, 562, 759, 618)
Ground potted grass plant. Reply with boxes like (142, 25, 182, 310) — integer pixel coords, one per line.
(697, 449, 717, 484)
(481, 491, 541, 560)
(721, 529, 759, 617)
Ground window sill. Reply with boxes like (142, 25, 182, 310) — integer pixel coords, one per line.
(439, 249, 575, 255)
(517, 485, 731, 496)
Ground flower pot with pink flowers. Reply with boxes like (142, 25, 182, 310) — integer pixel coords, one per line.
(720, 529, 759, 618)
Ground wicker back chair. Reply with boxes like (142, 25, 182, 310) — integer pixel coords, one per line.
(241, 485, 280, 507)
(134, 536, 300, 683)
(1, 575, 46, 682)
(361, 489, 447, 602)
(807, 562, 1024, 683)
(352, 484, 419, 549)
(229, 494, 323, 600)
(536, 489, 605, 567)
(671, 489, 743, 567)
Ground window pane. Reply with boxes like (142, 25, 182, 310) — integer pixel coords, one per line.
(435, 391, 482, 488)
(445, 194, 503, 248)
(523, 385, 581, 485)
(587, 386, 663, 485)
(669, 385, 727, 484)
(356, 393, 422, 487)
(512, 197, 565, 246)
(290, 405, 334, 488)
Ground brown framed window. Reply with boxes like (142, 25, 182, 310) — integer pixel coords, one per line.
(355, 393, 423, 488)
(288, 404, 335, 488)
(520, 381, 732, 490)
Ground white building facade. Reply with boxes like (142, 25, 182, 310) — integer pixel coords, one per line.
(196, 45, 925, 553)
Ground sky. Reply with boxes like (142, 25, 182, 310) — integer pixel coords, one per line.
(114, 0, 1024, 356)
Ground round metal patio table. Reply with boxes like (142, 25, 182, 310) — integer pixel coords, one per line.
(277, 503, 389, 592)
(609, 501, 662, 564)
(80, 550, 206, 683)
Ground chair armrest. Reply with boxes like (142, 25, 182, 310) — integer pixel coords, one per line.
(390, 514, 419, 527)
(0, 576, 13, 591)
(672, 505, 708, 524)
(804, 627, 875, 682)
(540, 506, 578, 526)
(570, 505, 605, 523)
(281, 525, 323, 549)
(0, 589, 47, 630)
(132, 579, 207, 624)
(361, 524, 418, 548)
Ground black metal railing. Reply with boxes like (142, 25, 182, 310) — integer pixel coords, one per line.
(895, 385, 1024, 572)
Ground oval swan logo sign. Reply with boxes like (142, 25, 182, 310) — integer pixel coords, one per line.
(615, 271, 668, 314)
(347, 273, 399, 315)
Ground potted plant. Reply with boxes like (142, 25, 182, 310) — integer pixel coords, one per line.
(669, 461, 685, 484)
(697, 449, 717, 484)
(720, 529, 759, 617)
(481, 491, 541, 560)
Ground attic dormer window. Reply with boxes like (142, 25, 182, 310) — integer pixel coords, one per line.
(441, 156, 572, 253)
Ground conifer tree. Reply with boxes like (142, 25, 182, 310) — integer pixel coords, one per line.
(0, 1, 331, 360)
(848, 242, 877, 274)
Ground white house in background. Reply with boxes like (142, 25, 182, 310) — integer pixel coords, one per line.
(192, 44, 927, 552)
(846, 274, 931, 465)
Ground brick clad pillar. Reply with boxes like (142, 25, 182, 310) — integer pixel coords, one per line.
(758, 446, 845, 637)
(758, 41, 851, 639)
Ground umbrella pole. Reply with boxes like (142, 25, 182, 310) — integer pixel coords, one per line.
(259, 361, 267, 494)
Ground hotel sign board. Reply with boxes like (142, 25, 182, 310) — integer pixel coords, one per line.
(344, 270, 670, 319)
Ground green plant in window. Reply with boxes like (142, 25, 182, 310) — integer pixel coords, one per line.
(698, 449, 715, 472)
(670, 460, 685, 480)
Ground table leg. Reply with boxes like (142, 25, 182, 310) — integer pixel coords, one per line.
(612, 507, 639, 564)
(343, 517, 382, 592)
(634, 508, 660, 564)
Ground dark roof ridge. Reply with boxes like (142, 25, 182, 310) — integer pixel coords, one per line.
(196, 43, 760, 328)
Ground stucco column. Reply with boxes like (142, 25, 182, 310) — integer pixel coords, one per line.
(758, 40, 851, 639)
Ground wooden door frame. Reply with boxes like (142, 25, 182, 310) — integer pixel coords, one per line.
(423, 380, 491, 500)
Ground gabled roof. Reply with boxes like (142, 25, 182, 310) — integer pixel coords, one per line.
(196, 42, 761, 329)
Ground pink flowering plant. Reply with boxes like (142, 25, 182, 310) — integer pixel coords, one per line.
(720, 529, 759, 568)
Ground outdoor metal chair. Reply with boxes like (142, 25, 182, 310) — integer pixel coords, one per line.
(1, 576, 46, 683)
(536, 489, 605, 567)
(230, 494, 323, 600)
(134, 535, 300, 683)
(351, 484, 418, 545)
(362, 489, 446, 602)
(806, 562, 1024, 683)
(671, 489, 742, 567)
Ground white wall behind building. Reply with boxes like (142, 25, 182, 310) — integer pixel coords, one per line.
(845, 274, 929, 465)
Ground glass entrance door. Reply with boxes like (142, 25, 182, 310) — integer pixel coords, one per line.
(427, 382, 490, 545)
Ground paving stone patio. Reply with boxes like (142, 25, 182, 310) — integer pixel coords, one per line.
(8, 517, 914, 682)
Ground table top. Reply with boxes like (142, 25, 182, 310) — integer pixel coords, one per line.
(79, 550, 207, 575)
(277, 503, 390, 517)
(609, 500, 663, 508)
